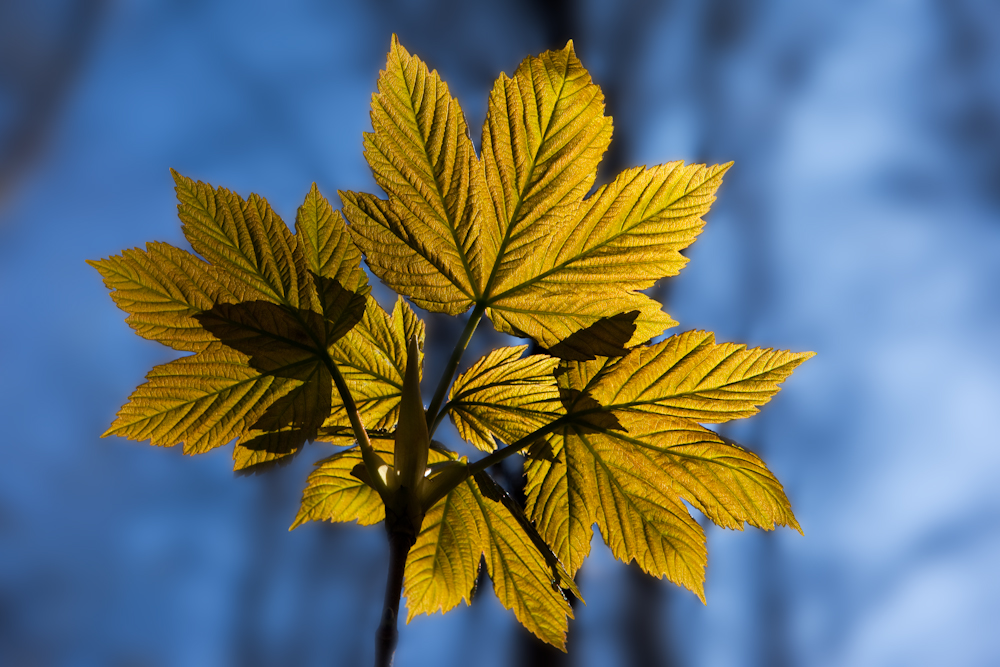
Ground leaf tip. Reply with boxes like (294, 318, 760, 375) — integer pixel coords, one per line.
(169, 167, 187, 186)
(784, 349, 817, 374)
(690, 577, 707, 605)
(307, 181, 320, 197)
(336, 189, 357, 210)
(388, 33, 411, 63)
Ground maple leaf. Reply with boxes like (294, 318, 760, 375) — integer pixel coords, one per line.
(406, 471, 576, 648)
(319, 295, 425, 440)
(292, 437, 399, 529)
(445, 345, 561, 452)
(90, 176, 393, 467)
(343, 36, 730, 359)
(92, 35, 814, 662)
(523, 333, 812, 595)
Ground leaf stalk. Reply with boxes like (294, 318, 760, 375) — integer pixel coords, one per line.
(468, 414, 572, 476)
(322, 352, 391, 499)
(425, 303, 486, 434)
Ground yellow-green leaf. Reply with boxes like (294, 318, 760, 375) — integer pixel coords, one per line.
(527, 161, 730, 290)
(342, 191, 472, 314)
(294, 183, 367, 289)
(525, 402, 707, 597)
(447, 345, 560, 451)
(99, 179, 373, 462)
(87, 242, 239, 352)
(472, 471, 583, 602)
(485, 289, 669, 360)
(292, 436, 431, 528)
(104, 344, 298, 455)
(236, 361, 332, 454)
(292, 445, 388, 528)
(344, 39, 732, 357)
(405, 473, 573, 649)
(188, 297, 364, 456)
(481, 158, 731, 353)
(403, 472, 483, 614)
(471, 474, 574, 649)
(343, 36, 484, 314)
(480, 41, 612, 289)
(477, 42, 678, 352)
(525, 334, 811, 596)
(323, 296, 424, 434)
(611, 413, 801, 532)
(172, 170, 313, 308)
(93, 40, 816, 649)
(233, 444, 296, 474)
(195, 300, 330, 372)
(582, 430, 709, 599)
(595, 330, 816, 423)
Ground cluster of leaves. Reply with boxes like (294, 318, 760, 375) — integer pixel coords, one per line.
(90, 36, 812, 651)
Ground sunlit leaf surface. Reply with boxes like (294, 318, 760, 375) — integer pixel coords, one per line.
(447, 345, 560, 451)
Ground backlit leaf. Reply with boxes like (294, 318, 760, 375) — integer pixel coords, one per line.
(343, 36, 484, 314)
(404, 472, 574, 649)
(610, 414, 801, 532)
(344, 38, 729, 358)
(479, 41, 611, 289)
(87, 242, 239, 352)
(292, 435, 433, 528)
(173, 170, 312, 307)
(291, 442, 392, 528)
(403, 472, 482, 615)
(525, 335, 808, 597)
(447, 345, 560, 451)
(236, 361, 332, 454)
(595, 330, 815, 423)
(195, 300, 330, 372)
(99, 179, 371, 464)
(322, 296, 424, 435)
(233, 444, 296, 474)
(295, 183, 366, 289)
(104, 345, 296, 455)
(535, 162, 730, 290)
(94, 38, 814, 655)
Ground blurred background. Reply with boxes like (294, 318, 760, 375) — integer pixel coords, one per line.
(2, 0, 999, 665)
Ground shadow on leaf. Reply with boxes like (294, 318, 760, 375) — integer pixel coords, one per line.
(542, 311, 638, 361)
(558, 388, 624, 433)
(194, 278, 368, 454)
(233, 448, 301, 477)
(313, 272, 370, 341)
(195, 301, 326, 374)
